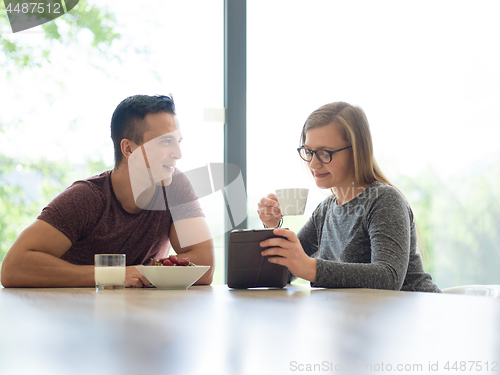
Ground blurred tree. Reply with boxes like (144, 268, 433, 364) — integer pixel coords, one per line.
(393, 167, 442, 275)
(432, 159, 500, 288)
(0, 0, 119, 71)
(0, 0, 118, 262)
(0, 154, 110, 261)
(394, 162, 500, 289)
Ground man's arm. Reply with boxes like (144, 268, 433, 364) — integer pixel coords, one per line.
(0, 219, 149, 288)
(169, 217, 215, 285)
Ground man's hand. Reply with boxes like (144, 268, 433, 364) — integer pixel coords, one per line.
(126, 265, 151, 288)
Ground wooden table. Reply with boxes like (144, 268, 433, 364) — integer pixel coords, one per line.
(0, 285, 499, 375)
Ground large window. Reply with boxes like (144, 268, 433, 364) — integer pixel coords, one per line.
(2, 1, 500, 288)
(247, 0, 500, 288)
(0, 1, 226, 282)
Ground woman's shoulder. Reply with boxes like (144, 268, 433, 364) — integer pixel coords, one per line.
(362, 181, 413, 223)
(362, 181, 407, 205)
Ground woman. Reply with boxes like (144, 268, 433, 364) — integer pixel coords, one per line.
(257, 102, 440, 292)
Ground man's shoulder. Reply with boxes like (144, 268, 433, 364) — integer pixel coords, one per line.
(61, 170, 111, 204)
(78, 170, 112, 189)
(170, 168, 191, 187)
(167, 169, 198, 199)
(37, 171, 112, 244)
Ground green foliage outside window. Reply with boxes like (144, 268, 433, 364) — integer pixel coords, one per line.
(0, 1, 118, 264)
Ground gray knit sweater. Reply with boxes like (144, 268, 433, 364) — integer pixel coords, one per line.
(295, 181, 441, 292)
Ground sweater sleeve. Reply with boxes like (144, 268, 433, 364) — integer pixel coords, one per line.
(288, 219, 318, 283)
(313, 188, 411, 290)
(290, 198, 330, 283)
(297, 217, 319, 258)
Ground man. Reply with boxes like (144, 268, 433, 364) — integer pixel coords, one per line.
(1, 95, 214, 288)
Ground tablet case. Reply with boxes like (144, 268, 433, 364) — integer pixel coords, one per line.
(227, 228, 289, 289)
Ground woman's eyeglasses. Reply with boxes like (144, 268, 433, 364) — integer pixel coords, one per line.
(297, 146, 352, 164)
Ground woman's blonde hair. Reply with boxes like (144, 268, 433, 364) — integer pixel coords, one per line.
(301, 102, 428, 259)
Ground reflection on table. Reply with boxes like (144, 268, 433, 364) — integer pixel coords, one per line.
(0, 284, 499, 375)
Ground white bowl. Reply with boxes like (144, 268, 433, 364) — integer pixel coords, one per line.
(136, 265, 210, 290)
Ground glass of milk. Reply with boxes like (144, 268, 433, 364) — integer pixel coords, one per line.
(95, 254, 126, 291)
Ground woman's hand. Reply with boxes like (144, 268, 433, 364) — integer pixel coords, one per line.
(257, 193, 283, 228)
(259, 228, 317, 283)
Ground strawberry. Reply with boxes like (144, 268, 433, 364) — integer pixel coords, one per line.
(177, 258, 190, 266)
(168, 255, 179, 265)
(151, 255, 195, 266)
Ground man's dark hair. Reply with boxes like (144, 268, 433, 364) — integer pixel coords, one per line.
(110, 94, 176, 167)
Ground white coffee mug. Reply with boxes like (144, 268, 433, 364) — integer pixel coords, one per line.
(275, 188, 309, 216)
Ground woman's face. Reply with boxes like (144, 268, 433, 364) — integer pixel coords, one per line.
(303, 123, 355, 191)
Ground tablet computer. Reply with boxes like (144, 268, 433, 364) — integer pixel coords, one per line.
(227, 228, 289, 289)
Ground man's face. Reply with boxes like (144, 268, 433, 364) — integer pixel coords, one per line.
(134, 112, 182, 184)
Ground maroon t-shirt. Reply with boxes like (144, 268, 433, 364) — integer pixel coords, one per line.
(37, 170, 204, 266)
